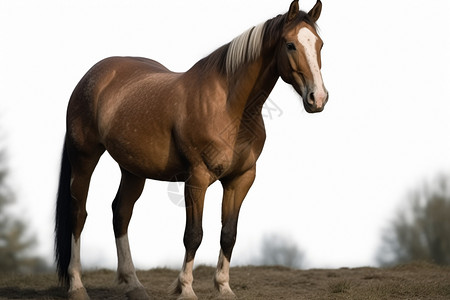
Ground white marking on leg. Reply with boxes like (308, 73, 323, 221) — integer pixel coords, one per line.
(297, 27, 327, 106)
(68, 235, 84, 292)
(214, 250, 235, 296)
(176, 254, 197, 299)
(116, 234, 144, 291)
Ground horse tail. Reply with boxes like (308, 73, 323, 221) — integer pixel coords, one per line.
(55, 138, 72, 286)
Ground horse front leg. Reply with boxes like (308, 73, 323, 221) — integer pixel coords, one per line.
(214, 168, 256, 299)
(170, 169, 209, 300)
(112, 169, 149, 300)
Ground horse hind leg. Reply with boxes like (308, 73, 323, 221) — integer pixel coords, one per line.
(64, 142, 104, 299)
(112, 168, 149, 300)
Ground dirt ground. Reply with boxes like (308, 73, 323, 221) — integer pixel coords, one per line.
(1, 262, 449, 299)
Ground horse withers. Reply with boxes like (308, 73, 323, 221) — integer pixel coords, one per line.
(55, 1, 328, 299)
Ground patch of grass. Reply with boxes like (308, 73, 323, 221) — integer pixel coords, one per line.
(0, 263, 449, 299)
(326, 271, 338, 278)
(329, 279, 352, 294)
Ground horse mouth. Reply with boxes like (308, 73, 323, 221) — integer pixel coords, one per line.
(302, 91, 328, 113)
(304, 101, 324, 113)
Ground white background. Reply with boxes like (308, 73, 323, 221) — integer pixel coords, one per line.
(1, 0, 449, 270)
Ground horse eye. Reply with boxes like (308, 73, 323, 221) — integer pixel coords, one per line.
(286, 43, 296, 51)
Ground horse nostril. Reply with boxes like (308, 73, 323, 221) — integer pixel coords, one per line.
(308, 92, 315, 105)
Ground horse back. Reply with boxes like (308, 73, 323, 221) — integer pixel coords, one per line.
(67, 56, 177, 132)
(106, 56, 172, 73)
(66, 56, 184, 175)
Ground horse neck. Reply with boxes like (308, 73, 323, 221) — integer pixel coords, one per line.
(226, 51, 279, 119)
(226, 15, 285, 118)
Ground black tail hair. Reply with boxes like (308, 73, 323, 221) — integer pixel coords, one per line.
(55, 139, 72, 286)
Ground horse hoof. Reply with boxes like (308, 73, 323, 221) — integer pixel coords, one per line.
(68, 287, 90, 300)
(126, 287, 150, 300)
(169, 278, 197, 300)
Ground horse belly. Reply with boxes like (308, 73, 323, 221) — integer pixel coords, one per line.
(99, 97, 186, 180)
(105, 133, 186, 181)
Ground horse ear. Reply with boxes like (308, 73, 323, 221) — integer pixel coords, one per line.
(308, 0, 322, 22)
(287, 0, 299, 23)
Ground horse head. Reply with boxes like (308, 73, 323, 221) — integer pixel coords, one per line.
(277, 0, 328, 113)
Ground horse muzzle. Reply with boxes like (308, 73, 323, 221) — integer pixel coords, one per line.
(303, 88, 328, 113)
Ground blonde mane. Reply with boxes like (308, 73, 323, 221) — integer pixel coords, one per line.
(226, 22, 266, 75)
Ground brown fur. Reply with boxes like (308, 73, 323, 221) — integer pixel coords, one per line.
(55, 1, 327, 298)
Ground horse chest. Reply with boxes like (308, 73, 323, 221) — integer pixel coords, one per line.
(195, 119, 265, 178)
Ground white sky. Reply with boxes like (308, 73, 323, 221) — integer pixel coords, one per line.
(1, 0, 449, 270)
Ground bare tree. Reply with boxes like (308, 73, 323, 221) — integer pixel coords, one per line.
(256, 233, 304, 269)
(377, 175, 450, 266)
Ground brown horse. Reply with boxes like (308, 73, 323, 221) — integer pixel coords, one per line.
(55, 1, 328, 299)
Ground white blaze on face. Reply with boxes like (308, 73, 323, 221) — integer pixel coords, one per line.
(297, 27, 327, 106)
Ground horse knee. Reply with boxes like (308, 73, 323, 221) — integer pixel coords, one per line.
(111, 197, 119, 212)
(183, 226, 203, 260)
(112, 215, 125, 237)
(112, 206, 133, 238)
(111, 198, 122, 232)
(220, 223, 237, 260)
(111, 172, 146, 238)
(112, 195, 135, 237)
